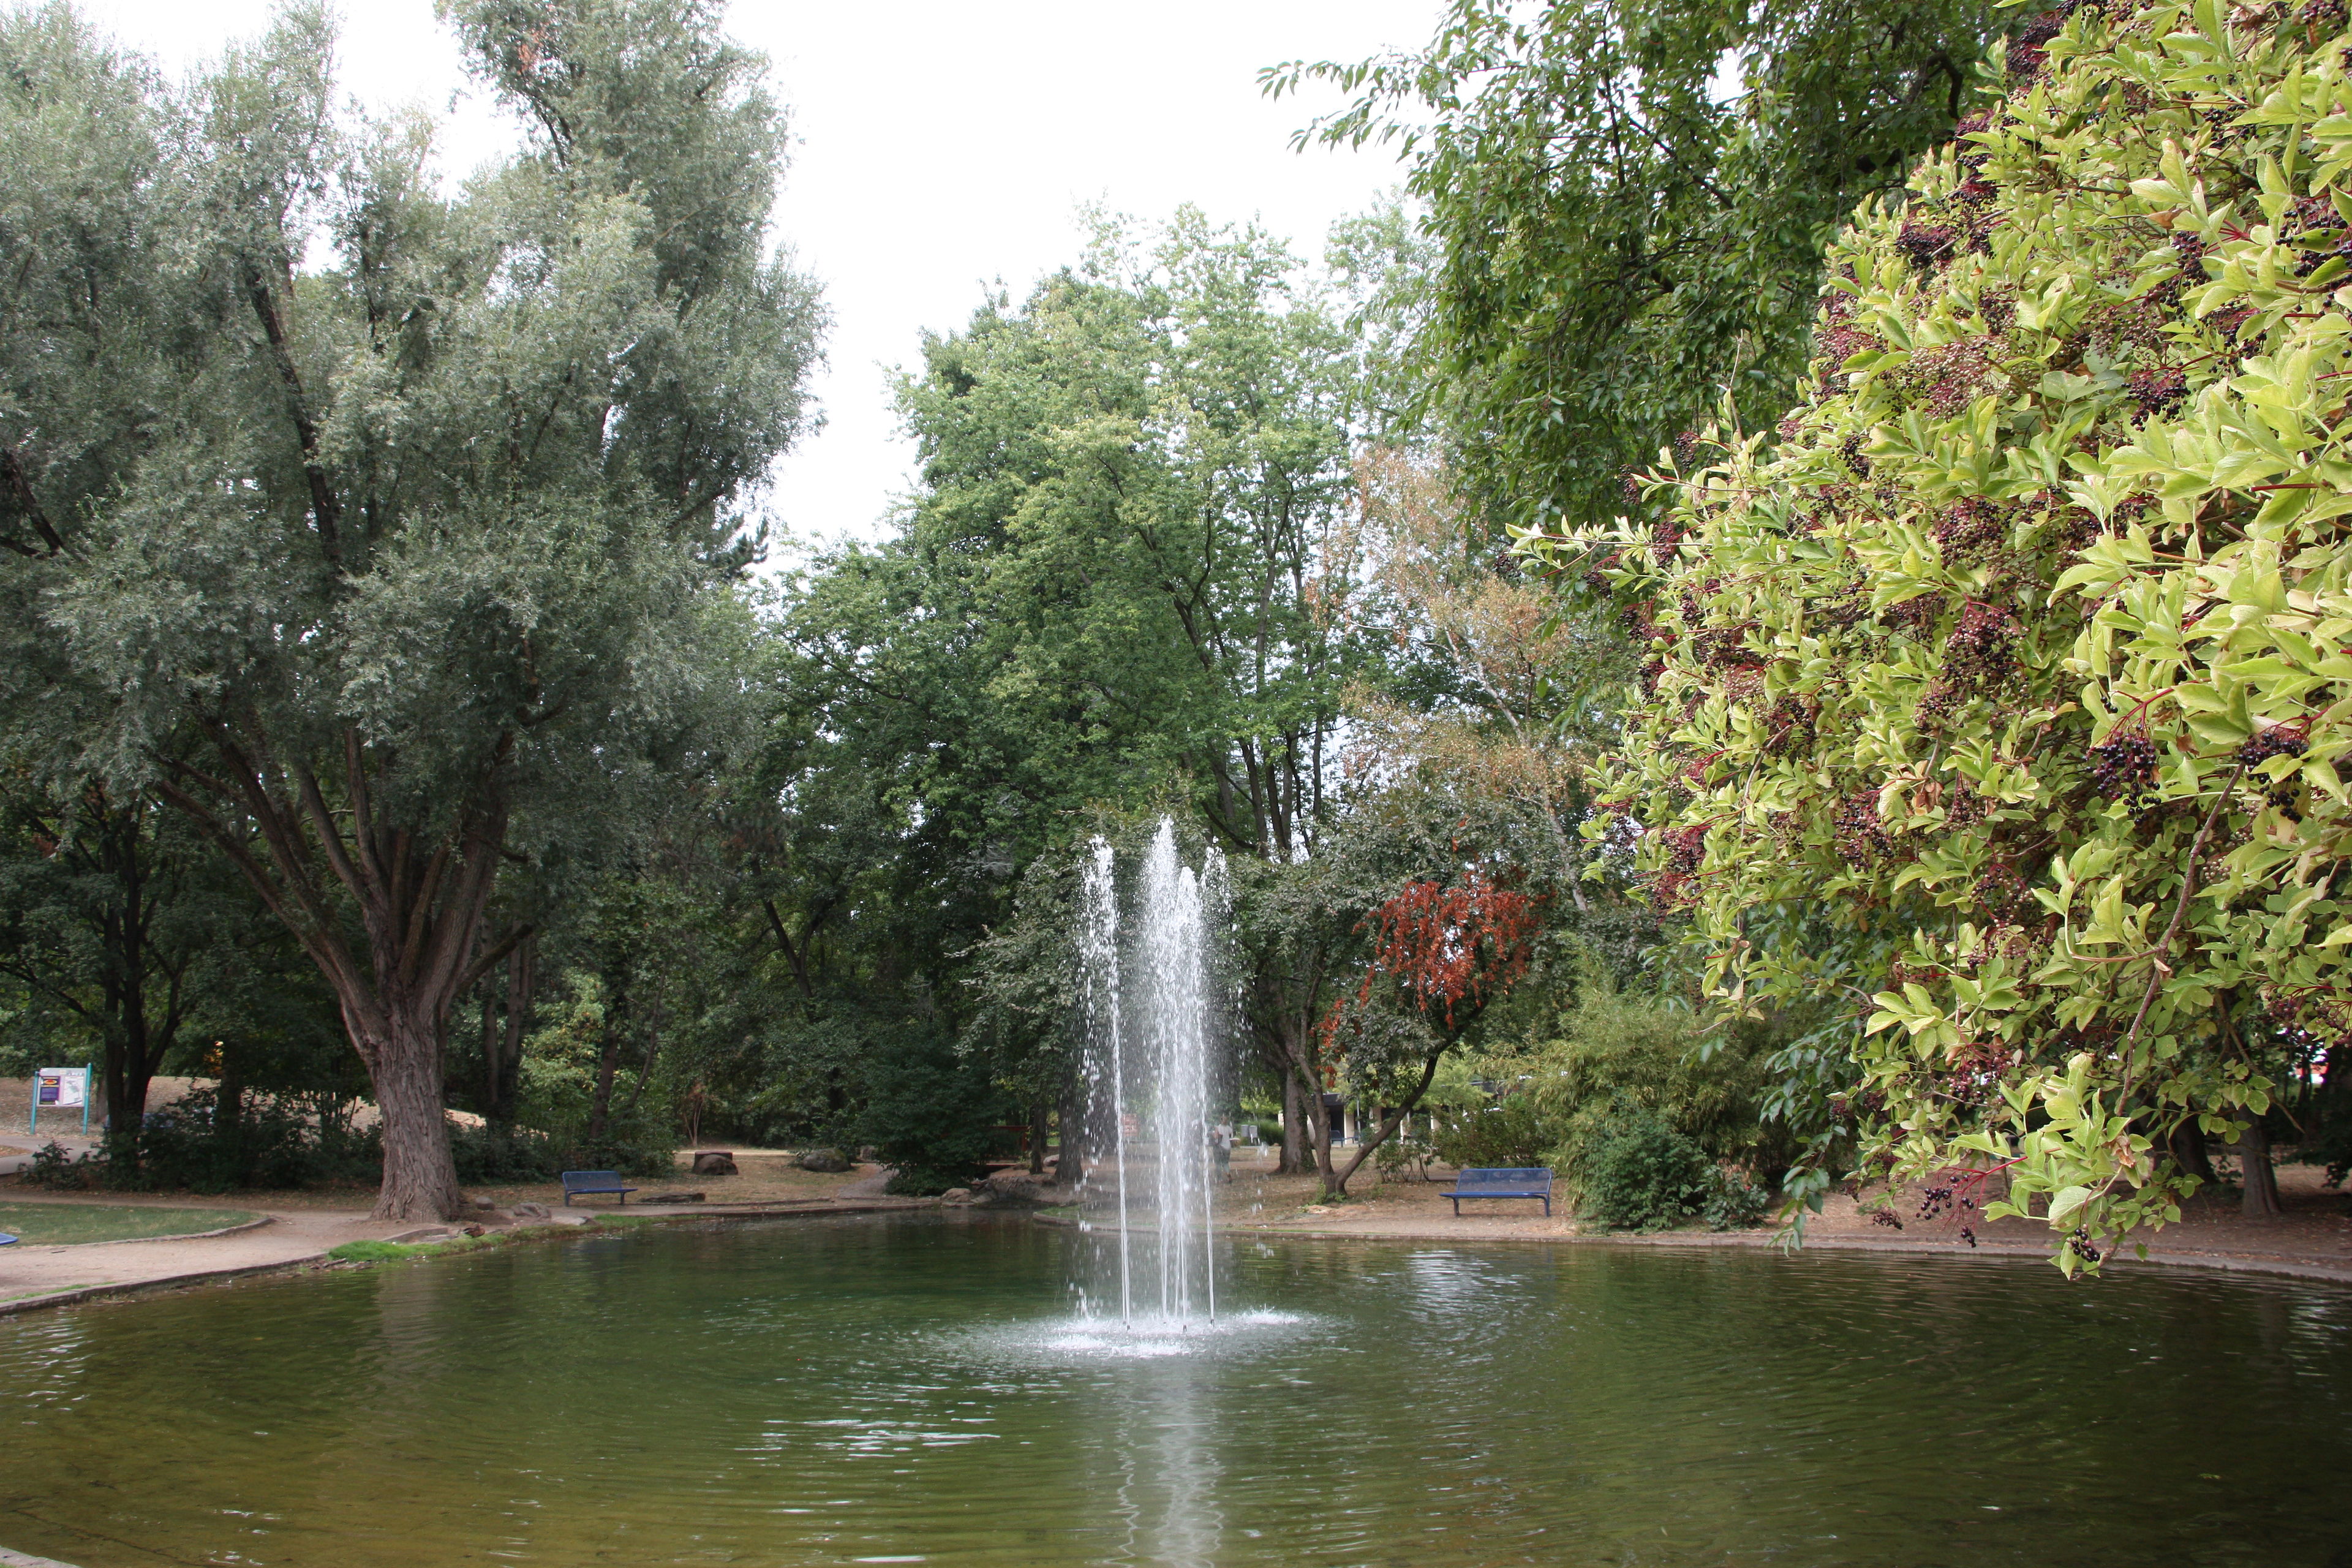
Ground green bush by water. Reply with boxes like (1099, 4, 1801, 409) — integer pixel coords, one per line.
(1578, 1096, 1713, 1231)
(862, 1035, 1012, 1195)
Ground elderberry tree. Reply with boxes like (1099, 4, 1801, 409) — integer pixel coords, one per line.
(1542, 0, 2352, 1272)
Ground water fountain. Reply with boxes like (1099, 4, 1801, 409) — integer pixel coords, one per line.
(1077, 818, 1229, 1330)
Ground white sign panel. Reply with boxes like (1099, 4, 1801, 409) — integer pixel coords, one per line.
(35, 1068, 88, 1108)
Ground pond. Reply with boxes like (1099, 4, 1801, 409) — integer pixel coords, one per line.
(1, 1213, 2348, 1567)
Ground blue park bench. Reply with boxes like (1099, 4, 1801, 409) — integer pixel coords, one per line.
(560, 1170, 637, 1207)
(1439, 1166, 1555, 1216)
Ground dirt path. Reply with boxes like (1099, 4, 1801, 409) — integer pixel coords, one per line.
(0, 1196, 430, 1313)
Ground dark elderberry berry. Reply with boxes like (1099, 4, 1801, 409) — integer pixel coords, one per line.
(2126, 366, 2188, 424)
(1834, 791, 1893, 866)
(1897, 224, 1958, 272)
(1945, 603, 2021, 688)
(2237, 726, 2309, 767)
(2088, 733, 2159, 806)
(2240, 726, 2310, 816)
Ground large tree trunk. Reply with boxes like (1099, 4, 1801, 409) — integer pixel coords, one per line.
(153, 739, 526, 1224)
(1306, 1084, 1335, 1192)
(1056, 1065, 1085, 1187)
(2240, 1116, 2284, 1218)
(480, 992, 499, 1120)
(587, 986, 625, 1142)
(363, 1008, 463, 1222)
(496, 935, 535, 1126)
(2170, 1117, 2217, 1188)
(1279, 1066, 1306, 1175)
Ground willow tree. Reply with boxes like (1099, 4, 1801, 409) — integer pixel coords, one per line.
(1, 0, 820, 1217)
(1570, 0, 2352, 1269)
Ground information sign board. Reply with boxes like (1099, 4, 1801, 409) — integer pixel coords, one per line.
(30, 1064, 92, 1134)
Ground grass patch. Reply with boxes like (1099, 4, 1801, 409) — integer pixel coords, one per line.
(0, 1202, 258, 1245)
(324, 1215, 668, 1267)
(326, 1233, 503, 1264)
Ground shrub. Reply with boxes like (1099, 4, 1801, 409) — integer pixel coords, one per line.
(449, 1124, 565, 1184)
(563, 1134, 676, 1180)
(861, 1035, 1011, 1196)
(1431, 1093, 1551, 1169)
(1374, 1131, 1436, 1182)
(1579, 1095, 1713, 1232)
(1559, 0, 2352, 1266)
(112, 1088, 379, 1194)
(1529, 976, 1799, 1192)
(1703, 1167, 1773, 1231)
(18, 1140, 96, 1191)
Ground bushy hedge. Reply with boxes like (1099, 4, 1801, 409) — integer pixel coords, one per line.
(15, 1093, 658, 1194)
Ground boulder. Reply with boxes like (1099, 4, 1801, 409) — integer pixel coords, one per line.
(795, 1148, 850, 1174)
(940, 1187, 973, 1203)
(974, 1170, 1057, 1208)
(469, 1194, 497, 1211)
(690, 1150, 739, 1175)
(511, 1202, 551, 1219)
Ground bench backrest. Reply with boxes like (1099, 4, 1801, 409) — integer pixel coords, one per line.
(1458, 1166, 1553, 1189)
(562, 1170, 624, 1189)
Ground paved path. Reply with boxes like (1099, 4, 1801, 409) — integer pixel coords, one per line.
(0, 1191, 934, 1317)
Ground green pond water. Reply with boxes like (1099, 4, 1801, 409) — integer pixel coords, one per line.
(2, 1213, 2349, 1567)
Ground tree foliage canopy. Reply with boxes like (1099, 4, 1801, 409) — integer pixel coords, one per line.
(1269, 0, 2015, 529)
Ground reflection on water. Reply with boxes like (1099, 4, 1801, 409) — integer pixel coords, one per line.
(0, 1213, 2349, 1567)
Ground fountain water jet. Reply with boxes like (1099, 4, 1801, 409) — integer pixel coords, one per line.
(1078, 818, 1228, 1330)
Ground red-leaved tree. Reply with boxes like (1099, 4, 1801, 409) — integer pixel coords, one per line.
(1316, 873, 1541, 1193)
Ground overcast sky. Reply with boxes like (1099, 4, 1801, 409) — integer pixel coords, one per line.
(73, 0, 1438, 551)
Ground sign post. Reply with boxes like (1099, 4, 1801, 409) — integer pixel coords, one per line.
(31, 1065, 91, 1137)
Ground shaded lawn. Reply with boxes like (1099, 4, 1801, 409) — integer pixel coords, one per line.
(0, 1202, 258, 1245)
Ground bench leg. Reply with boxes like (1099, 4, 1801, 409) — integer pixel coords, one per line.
(1542, 1197, 1551, 1216)
(563, 1194, 573, 1207)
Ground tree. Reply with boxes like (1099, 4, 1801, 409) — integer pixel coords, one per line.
(0, 775, 218, 1130)
(1314, 869, 1539, 1193)
(1267, 0, 2016, 530)
(1565, 0, 2352, 1270)
(777, 211, 1381, 1171)
(5, 0, 820, 1218)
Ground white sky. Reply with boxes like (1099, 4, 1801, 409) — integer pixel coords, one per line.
(73, 0, 1437, 551)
